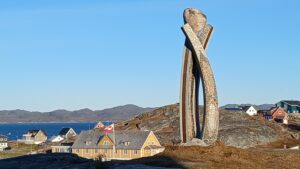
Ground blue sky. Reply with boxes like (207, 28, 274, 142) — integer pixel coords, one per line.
(0, 0, 299, 111)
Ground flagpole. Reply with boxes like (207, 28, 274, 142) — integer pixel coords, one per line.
(113, 123, 115, 159)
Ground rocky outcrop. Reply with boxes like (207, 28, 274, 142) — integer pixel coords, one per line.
(116, 104, 298, 148)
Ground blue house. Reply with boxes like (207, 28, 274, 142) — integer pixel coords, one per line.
(276, 100, 300, 114)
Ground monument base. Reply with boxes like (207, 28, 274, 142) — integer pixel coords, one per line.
(180, 138, 209, 147)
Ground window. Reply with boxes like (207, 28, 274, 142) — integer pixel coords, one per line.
(104, 141, 110, 145)
(134, 150, 138, 155)
(123, 149, 128, 154)
(148, 142, 154, 145)
(124, 141, 130, 146)
(94, 149, 98, 154)
(85, 141, 91, 145)
(105, 149, 108, 153)
(85, 149, 89, 154)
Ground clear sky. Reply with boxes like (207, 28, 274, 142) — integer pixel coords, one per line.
(0, 0, 299, 111)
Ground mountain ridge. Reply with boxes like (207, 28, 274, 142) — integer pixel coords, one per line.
(0, 104, 154, 123)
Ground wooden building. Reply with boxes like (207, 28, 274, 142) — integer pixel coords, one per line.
(52, 142, 73, 153)
(58, 128, 77, 139)
(21, 130, 47, 144)
(270, 107, 289, 124)
(72, 130, 164, 160)
(258, 107, 288, 124)
(0, 135, 8, 151)
(276, 100, 300, 114)
(240, 106, 257, 116)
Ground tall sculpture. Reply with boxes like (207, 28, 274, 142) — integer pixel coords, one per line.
(180, 8, 219, 144)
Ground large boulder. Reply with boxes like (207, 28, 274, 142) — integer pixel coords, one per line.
(116, 104, 297, 148)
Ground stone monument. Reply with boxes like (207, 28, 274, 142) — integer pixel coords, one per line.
(179, 8, 219, 144)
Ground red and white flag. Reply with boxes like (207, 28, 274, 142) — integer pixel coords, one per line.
(103, 124, 114, 132)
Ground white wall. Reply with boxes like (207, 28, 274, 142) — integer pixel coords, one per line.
(246, 106, 257, 116)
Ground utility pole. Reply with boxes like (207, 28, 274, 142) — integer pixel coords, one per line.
(16, 136, 18, 148)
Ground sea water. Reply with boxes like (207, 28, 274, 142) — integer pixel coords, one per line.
(0, 122, 97, 140)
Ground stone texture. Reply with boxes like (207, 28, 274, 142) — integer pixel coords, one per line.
(116, 104, 297, 148)
(180, 8, 219, 144)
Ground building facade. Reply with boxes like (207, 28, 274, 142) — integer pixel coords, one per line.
(270, 107, 289, 124)
(241, 106, 257, 116)
(58, 128, 77, 139)
(72, 130, 164, 160)
(52, 142, 73, 153)
(20, 130, 47, 144)
(276, 100, 300, 114)
(258, 107, 288, 124)
(50, 135, 64, 143)
(0, 135, 8, 151)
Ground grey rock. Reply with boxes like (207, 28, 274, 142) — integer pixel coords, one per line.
(117, 104, 295, 148)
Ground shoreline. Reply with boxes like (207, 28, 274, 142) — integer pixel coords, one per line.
(0, 121, 98, 124)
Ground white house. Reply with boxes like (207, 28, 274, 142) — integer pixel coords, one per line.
(58, 128, 77, 139)
(51, 142, 73, 153)
(241, 106, 257, 116)
(50, 135, 64, 143)
(0, 135, 8, 151)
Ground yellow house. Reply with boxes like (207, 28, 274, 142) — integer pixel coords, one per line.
(71, 130, 164, 160)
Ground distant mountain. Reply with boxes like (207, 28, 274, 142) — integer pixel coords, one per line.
(220, 104, 275, 111)
(0, 104, 154, 123)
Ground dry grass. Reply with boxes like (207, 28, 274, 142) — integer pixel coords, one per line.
(157, 142, 300, 169)
(0, 141, 39, 159)
(106, 141, 300, 169)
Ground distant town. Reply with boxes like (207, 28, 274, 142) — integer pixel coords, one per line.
(0, 99, 299, 162)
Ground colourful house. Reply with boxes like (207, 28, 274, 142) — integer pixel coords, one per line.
(259, 107, 288, 124)
(270, 107, 289, 124)
(71, 130, 164, 160)
(276, 100, 300, 114)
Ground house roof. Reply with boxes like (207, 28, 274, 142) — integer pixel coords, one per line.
(144, 145, 163, 149)
(72, 130, 151, 150)
(27, 130, 47, 137)
(270, 107, 287, 116)
(240, 106, 251, 111)
(60, 142, 74, 146)
(59, 128, 74, 136)
(0, 134, 7, 139)
(50, 135, 63, 140)
(282, 100, 300, 107)
(224, 108, 242, 111)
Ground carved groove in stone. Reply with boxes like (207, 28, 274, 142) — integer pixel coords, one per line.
(179, 8, 219, 144)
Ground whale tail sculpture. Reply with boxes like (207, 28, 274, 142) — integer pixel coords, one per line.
(179, 8, 219, 144)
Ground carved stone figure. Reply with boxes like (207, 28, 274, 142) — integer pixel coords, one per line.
(179, 8, 219, 144)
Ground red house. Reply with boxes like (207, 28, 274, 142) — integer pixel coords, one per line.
(270, 107, 288, 124)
